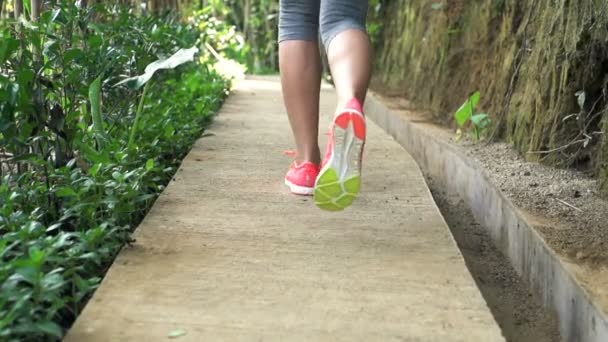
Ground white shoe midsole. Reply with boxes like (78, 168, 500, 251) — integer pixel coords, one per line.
(284, 179, 314, 195)
(317, 113, 364, 186)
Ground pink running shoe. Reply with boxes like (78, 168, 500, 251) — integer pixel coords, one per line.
(314, 98, 366, 211)
(285, 161, 320, 196)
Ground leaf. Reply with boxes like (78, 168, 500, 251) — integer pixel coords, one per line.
(42, 271, 65, 292)
(17, 67, 35, 85)
(76, 141, 110, 164)
(164, 124, 175, 138)
(79, 252, 101, 264)
(115, 47, 199, 90)
(168, 329, 187, 338)
(10, 191, 21, 201)
(43, 39, 59, 58)
(26, 221, 44, 234)
(90, 163, 102, 177)
(88, 34, 103, 49)
(0, 37, 19, 65)
(46, 223, 62, 233)
(64, 48, 85, 64)
(575, 90, 586, 111)
(13, 266, 37, 284)
(49, 8, 62, 24)
(454, 91, 481, 128)
(146, 159, 155, 171)
(29, 246, 46, 266)
(56, 187, 78, 198)
(135, 194, 156, 203)
(470, 113, 491, 129)
(34, 321, 63, 338)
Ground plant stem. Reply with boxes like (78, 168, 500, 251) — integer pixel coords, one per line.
(469, 95, 475, 130)
(128, 82, 151, 149)
(89, 77, 105, 148)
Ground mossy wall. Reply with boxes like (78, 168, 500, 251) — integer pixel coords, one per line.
(372, 0, 608, 196)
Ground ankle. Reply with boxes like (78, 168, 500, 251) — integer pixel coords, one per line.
(297, 149, 321, 166)
(335, 96, 364, 115)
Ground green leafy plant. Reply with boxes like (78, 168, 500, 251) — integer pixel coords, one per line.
(0, 2, 234, 340)
(454, 91, 492, 141)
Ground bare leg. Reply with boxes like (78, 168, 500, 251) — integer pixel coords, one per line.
(326, 29, 372, 112)
(279, 40, 323, 165)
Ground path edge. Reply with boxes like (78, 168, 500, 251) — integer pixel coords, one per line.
(364, 92, 608, 342)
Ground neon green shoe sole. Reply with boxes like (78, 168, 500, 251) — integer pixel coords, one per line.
(314, 107, 366, 211)
(314, 168, 361, 211)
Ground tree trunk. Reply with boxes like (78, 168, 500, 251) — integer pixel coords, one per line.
(243, 0, 251, 39)
(14, 0, 23, 18)
(30, 0, 42, 64)
(31, 0, 41, 20)
(148, 0, 157, 13)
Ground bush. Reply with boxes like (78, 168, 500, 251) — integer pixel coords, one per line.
(0, 3, 242, 340)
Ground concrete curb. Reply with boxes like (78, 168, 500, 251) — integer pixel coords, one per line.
(365, 92, 608, 342)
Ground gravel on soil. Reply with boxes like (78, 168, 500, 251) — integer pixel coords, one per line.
(464, 141, 608, 267)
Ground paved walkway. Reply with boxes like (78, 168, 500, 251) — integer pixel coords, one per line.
(65, 77, 504, 341)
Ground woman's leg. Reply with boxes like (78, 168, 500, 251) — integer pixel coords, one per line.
(278, 0, 322, 165)
(313, 0, 371, 211)
(320, 0, 372, 111)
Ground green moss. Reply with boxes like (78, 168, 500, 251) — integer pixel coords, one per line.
(372, 0, 608, 194)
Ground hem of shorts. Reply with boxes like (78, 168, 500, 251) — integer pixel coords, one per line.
(322, 25, 368, 51)
(278, 36, 319, 44)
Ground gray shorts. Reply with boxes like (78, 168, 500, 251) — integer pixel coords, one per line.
(278, 0, 369, 49)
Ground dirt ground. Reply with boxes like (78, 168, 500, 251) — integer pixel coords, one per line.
(426, 177, 562, 342)
(463, 141, 608, 267)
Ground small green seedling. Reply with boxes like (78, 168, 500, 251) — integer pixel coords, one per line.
(454, 91, 492, 141)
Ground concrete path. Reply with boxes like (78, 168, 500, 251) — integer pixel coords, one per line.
(65, 77, 504, 341)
